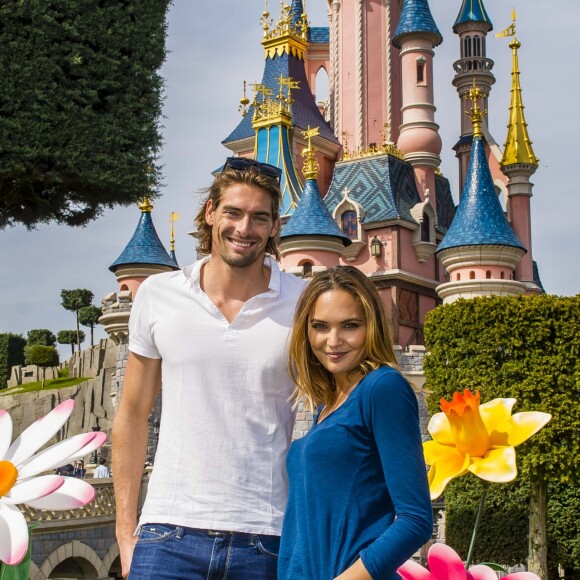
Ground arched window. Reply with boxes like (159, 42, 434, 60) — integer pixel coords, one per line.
(302, 262, 313, 278)
(464, 36, 472, 58)
(486, 270, 491, 279)
(500, 271, 505, 279)
(456, 273, 461, 281)
(420, 214, 430, 242)
(416, 60, 425, 84)
(469, 271, 475, 280)
(341, 210, 358, 239)
(120, 284, 129, 291)
(474, 36, 481, 57)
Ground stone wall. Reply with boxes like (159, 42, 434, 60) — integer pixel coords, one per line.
(0, 362, 115, 448)
(7, 338, 115, 388)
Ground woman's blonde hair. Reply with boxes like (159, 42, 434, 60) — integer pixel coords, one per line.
(288, 266, 398, 412)
(193, 166, 282, 260)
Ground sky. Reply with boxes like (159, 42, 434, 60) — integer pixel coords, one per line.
(1, 0, 578, 359)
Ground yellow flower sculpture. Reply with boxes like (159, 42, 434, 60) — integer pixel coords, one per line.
(424, 390, 551, 500)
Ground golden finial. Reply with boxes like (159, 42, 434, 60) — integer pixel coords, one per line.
(495, 8, 517, 38)
(139, 197, 153, 213)
(500, 11, 539, 167)
(260, 0, 271, 37)
(169, 212, 179, 252)
(301, 126, 320, 180)
(239, 81, 250, 117)
(466, 80, 486, 139)
(278, 75, 300, 110)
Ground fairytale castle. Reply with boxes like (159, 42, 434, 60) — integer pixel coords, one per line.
(102, 0, 542, 354)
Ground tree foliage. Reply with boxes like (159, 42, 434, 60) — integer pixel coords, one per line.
(26, 328, 57, 347)
(78, 305, 102, 346)
(0, 0, 170, 229)
(57, 329, 85, 356)
(61, 288, 93, 349)
(423, 294, 580, 573)
(27, 345, 59, 387)
(0, 333, 26, 388)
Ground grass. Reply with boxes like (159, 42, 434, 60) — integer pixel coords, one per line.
(1, 376, 89, 396)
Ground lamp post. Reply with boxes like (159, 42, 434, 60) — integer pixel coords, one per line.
(90, 419, 101, 465)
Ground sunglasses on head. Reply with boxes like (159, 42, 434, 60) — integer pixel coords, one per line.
(223, 157, 282, 183)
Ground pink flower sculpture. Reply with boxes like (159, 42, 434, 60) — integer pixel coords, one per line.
(0, 400, 107, 565)
(398, 543, 540, 580)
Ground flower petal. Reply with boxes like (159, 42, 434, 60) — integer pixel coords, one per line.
(479, 398, 516, 435)
(489, 412, 551, 447)
(428, 542, 467, 579)
(17, 432, 98, 479)
(67, 431, 108, 463)
(397, 558, 435, 580)
(468, 447, 517, 483)
(428, 412, 454, 445)
(3, 475, 64, 505)
(4, 400, 75, 467)
(424, 440, 462, 466)
(428, 453, 471, 500)
(0, 503, 29, 565)
(0, 410, 13, 460)
(467, 565, 499, 580)
(25, 477, 95, 510)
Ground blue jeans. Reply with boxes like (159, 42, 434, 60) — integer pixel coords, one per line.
(128, 524, 280, 579)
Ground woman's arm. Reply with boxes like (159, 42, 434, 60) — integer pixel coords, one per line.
(358, 370, 433, 579)
(334, 558, 373, 580)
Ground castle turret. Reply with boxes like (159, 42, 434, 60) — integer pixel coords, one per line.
(100, 199, 178, 441)
(436, 87, 527, 304)
(280, 127, 350, 276)
(393, 0, 443, 208)
(499, 18, 540, 293)
(223, 2, 339, 209)
(452, 0, 495, 188)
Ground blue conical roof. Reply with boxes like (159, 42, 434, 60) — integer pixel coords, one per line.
(110, 209, 179, 272)
(437, 136, 525, 253)
(281, 179, 351, 246)
(453, 0, 493, 32)
(289, 0, 304, 27)
(393, 0, 442, 48)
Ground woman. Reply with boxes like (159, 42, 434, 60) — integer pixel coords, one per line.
(278, 266, 432, 580)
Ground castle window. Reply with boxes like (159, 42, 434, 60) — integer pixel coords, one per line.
(500, 271, 505, 279)
(469, 271, 475, 280)
(486, 270, 491, 279)
(456, 273, 461, 281)
(416, 61, 425, 84)
(302, 262, 313, 278)
(341, 210, 358, 239)
(474, 36, 482, 57)
(420, 213, 430, 242)
(463, 36, 472, 58)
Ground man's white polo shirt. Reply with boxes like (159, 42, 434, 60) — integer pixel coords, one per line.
(129, 256, 306, 535)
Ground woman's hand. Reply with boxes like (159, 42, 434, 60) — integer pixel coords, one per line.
(334, 558, 373, 580)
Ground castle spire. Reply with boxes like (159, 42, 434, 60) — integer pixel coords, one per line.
(435, 89, 527, 303)
(501, 21, 538, 167)
(499, 12, 541, 292)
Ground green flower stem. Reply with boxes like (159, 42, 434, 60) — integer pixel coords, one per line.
(465, 481, 490, 569)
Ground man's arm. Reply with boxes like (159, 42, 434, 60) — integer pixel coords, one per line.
(112, 351, 161, 579)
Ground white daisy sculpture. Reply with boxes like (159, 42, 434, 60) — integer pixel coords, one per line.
(0, 399, 107, 565)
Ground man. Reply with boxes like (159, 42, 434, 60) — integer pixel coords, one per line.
(93, 458, 110, 478)
(112, 158, 306, 579)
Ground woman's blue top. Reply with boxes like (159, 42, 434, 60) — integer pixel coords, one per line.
(278, 366, 433, 580)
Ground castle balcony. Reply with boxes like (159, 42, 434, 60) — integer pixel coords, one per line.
(453, 56, 494, 76)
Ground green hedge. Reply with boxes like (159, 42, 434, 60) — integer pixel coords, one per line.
(423, 295, 580, 570)
(0, 333, 26, 388)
